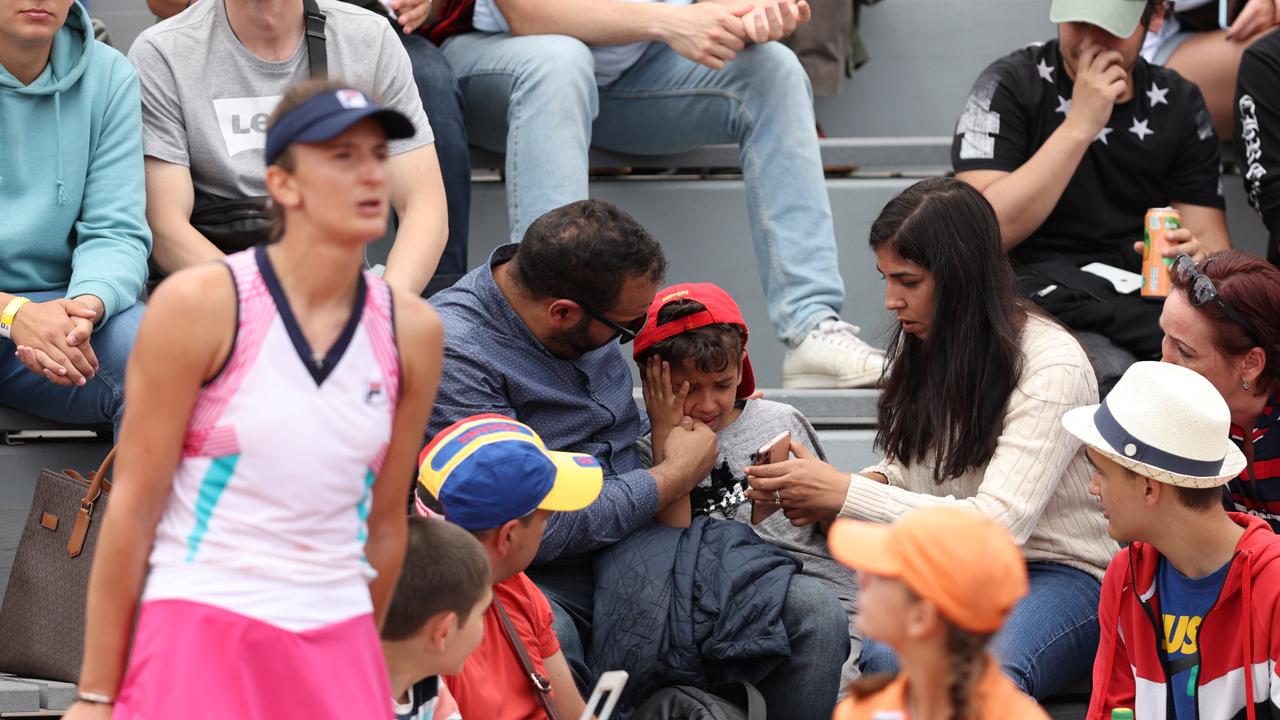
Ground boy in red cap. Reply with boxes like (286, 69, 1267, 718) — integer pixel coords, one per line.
(828, 507, 1048, 720)
(632, 282, 861, 682)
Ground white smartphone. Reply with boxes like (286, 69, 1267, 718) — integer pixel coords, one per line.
(1081, 262, 1143, 295)
(580, 670, 628, 720)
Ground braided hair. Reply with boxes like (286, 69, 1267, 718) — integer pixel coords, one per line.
(944, 623, 993, 720)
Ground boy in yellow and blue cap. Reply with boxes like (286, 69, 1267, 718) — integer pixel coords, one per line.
(417, 414, 603, 720)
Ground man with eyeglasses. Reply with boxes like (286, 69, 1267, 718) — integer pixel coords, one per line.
(952, 0, 1233, 396)
(426, 198, 850, 719)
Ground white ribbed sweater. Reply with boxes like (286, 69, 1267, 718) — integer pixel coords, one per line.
(846, 316, 1118, 580)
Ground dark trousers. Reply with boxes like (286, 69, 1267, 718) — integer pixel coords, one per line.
(400, 33, 470, 277)
(1018, 259, 1164, 396)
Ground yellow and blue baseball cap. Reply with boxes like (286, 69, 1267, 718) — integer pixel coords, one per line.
(418, 414, 604, 531)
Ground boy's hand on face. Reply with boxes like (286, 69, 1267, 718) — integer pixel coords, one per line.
(1065, 46, 1128, 138)
(641, 356, 689, 439)
(663, 416, 719, 482)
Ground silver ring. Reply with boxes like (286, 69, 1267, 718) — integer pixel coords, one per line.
(774, 489, 782, 506)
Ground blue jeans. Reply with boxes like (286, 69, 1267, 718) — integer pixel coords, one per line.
(399, 33, 470, 278)
(530, 562, 848, 719)
(858, 562, 1101, 700)
(441, 33, 845, 345)
(0, 290, 144, 438)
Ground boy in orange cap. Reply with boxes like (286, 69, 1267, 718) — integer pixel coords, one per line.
(828, 507, 1048, 720)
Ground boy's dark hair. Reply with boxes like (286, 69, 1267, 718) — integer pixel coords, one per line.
(1123, 467, 1228, 512)
(634, 299, 745, 375)
(381, 517, 492, 641)
(511, 199, 666, 311)
(1171, 485, 1229, 512)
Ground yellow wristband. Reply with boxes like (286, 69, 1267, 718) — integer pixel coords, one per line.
(0, 296, 31, 340)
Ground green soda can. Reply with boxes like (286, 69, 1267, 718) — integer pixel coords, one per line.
(1112, 709, 1135, 720)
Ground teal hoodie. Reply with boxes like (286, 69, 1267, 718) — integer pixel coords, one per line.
(0, 2, 150, 324)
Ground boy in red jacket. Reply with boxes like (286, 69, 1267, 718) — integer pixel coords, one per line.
(1063, 361, 1280, 719)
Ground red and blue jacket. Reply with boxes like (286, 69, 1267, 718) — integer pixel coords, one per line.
(1228, 394, 1280, 532)
(1088, 514, 1280, 720)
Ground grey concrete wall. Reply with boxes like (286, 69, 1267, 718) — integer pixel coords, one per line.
(815, 1, 1056, 137)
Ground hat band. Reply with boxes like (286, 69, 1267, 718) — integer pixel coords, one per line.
(1093, 401, 1225, 477)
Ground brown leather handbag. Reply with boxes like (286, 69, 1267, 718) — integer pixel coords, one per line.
(0, 448, 115, 682)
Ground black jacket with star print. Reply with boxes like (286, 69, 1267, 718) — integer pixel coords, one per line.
(952, 39, 1224, 271)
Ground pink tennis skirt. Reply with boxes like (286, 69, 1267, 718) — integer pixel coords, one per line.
(114, 599, 392, 719)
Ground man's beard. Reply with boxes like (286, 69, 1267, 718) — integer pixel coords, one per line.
(550, 316, 611, 359)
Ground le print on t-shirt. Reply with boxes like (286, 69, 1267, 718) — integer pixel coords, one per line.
(212, 95, 283, 157)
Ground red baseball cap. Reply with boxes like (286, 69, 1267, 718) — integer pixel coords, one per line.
(632, 283, 755, 400)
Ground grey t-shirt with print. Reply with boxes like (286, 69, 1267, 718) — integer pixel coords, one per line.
(128, 0, 433, 199)
(638, 399, 861, 647)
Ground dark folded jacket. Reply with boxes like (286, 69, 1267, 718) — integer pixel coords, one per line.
(590, 516, 799, 712)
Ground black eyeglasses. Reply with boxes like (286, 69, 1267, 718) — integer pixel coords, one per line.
(574, 299, 647, 344)
(1170, 253, 1258, 340)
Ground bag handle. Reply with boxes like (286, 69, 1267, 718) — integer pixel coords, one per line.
(493, 595, 561, 720)
(303, 0, 327, 79)
(63, 447, 117, 558)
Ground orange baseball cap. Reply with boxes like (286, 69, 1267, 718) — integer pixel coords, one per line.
(828, 508, 1028, 634)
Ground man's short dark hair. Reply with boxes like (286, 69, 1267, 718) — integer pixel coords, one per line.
(635, 299, 745, 375)
(511, 199, 666, 311)
(381, 517, 491, 641)
(1171, 484, 1229, 512)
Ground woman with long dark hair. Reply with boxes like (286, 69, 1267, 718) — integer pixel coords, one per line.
(746, 177, 1115, 699)
(1161, 250, 1280, 529)
(65, 80, 442, 720)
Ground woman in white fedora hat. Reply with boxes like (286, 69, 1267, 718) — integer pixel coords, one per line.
(1063, 360, 1280, 720)
(1159, 250, 1280, 531)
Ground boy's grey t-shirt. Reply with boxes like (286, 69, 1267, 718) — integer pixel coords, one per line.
(128, 0, 433, 199)
(638, 399, 859, 619)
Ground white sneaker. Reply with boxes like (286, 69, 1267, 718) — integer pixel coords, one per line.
(783, 319, 886, 389)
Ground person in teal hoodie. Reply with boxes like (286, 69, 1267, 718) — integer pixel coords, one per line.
(0, 0, 150, 435)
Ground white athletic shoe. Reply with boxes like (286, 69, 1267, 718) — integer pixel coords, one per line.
(782, 319, 886, 389)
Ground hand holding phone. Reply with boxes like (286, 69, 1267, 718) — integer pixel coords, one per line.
(749, 431, 791, 524)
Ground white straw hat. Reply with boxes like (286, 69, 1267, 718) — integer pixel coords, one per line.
(1062, 362, 1247, 488)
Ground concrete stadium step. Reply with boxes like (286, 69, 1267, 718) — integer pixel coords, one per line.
(0, 675, 74, 717)
(471, 137, 954, 176)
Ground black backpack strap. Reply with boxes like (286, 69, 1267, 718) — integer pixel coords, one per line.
(710, 682, 767, 720)
(302, 0, 327, 78)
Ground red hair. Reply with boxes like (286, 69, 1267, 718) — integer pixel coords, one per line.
(1180, 250, 1280, 393)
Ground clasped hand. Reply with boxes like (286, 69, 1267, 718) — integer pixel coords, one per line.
(11, 296, 101, 388)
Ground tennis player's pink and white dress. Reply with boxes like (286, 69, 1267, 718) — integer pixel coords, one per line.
(114, 246, 401, 719)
